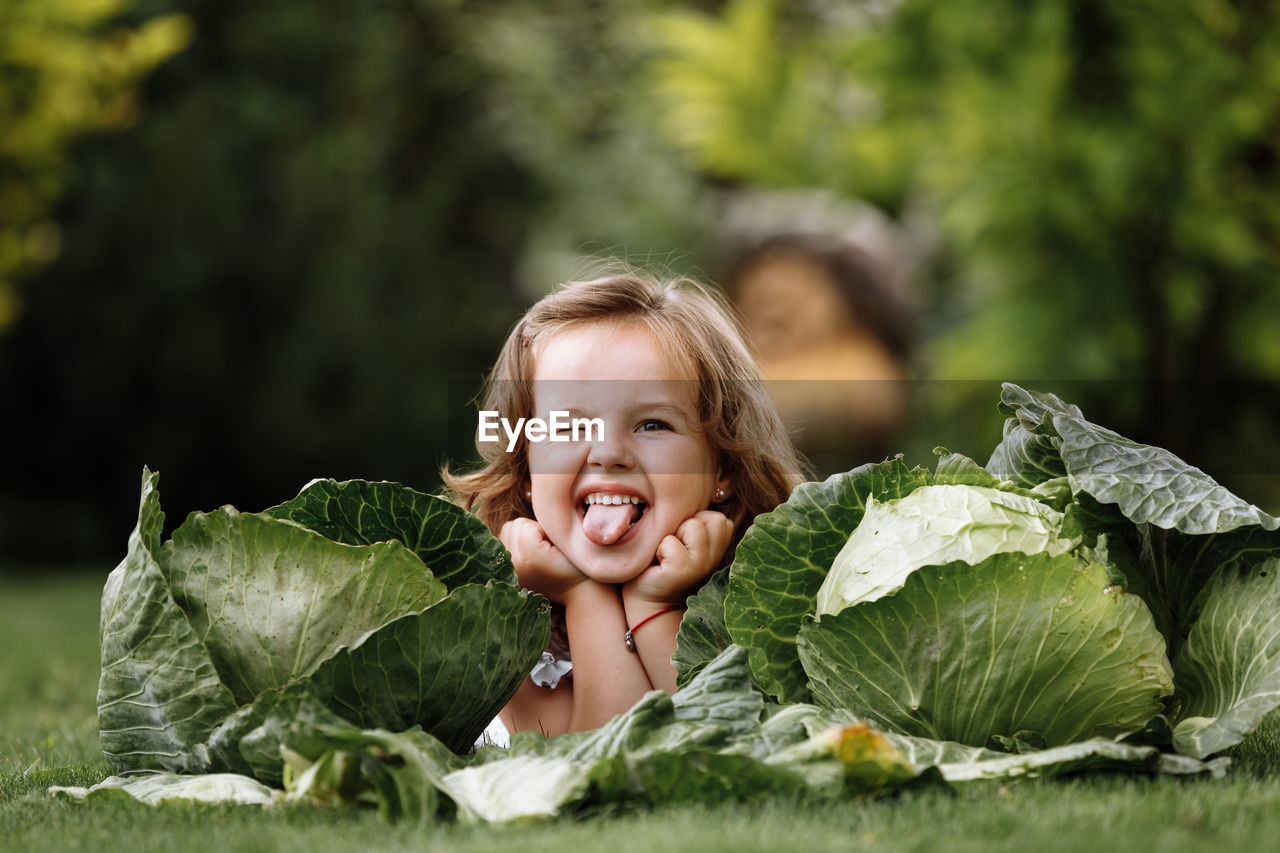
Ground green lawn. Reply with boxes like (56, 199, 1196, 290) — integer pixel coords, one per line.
(4, 570, 1279, 853)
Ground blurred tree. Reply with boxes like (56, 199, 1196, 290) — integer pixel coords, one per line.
(446, 0, 717, 292)
(649, 0, 1280, 505)
(0, 0, 541, 563)
(0, 0, 190, 329)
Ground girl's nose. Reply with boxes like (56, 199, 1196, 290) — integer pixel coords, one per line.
(586, 429, 634, 470)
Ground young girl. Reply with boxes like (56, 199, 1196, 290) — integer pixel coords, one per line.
(446, 271, 807, 738)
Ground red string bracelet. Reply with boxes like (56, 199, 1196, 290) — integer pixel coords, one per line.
(624, 606, 681, 652)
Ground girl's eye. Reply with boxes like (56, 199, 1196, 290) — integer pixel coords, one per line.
(638, 419, 673, 433)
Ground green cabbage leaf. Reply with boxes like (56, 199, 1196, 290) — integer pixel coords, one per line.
(816, 484, 1078, 615)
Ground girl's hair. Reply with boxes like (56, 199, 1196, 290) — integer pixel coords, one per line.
(443, 269, 811, 560)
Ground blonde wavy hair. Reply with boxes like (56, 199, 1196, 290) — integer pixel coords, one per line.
(443, 270, 809, 562)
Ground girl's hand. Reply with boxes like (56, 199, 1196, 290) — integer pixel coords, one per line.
(500, 517, 591, 603)
(622, 510, 734, 610)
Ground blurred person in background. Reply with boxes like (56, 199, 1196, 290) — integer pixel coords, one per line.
(722, 232, 913, 476)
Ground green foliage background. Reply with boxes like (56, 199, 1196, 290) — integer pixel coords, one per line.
(647, 0, 1280, 499)
(1, 0, 1277, 565)
(1, 0, 546, 559)
(0, 0, 191, 327)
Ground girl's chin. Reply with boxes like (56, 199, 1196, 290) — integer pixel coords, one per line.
(575, 553, 653, 585)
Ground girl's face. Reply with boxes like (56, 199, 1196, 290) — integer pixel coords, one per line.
(526, 320, 727, 584)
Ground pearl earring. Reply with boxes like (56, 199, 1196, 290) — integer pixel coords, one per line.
(714, 488, 726, 502)
(525, 489, 532, 501)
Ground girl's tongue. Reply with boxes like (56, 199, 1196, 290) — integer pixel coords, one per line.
(582, 502, 641, 545)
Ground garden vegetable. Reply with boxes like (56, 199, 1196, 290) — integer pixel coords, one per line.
(708, 383, 1280, 759)
(96, 471, 550, 781)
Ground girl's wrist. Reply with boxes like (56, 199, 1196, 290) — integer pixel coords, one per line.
(622, 605, 683, 653)
(561, 577, 618, 610)
(621, 591, 686, 627)
(620, 580, 686, 615)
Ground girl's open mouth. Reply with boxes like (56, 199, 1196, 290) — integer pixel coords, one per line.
(580, 492, 648, 545)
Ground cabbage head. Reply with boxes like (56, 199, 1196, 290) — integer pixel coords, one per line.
(694, 385, 1280, 759)
(96, 470, 550, 783)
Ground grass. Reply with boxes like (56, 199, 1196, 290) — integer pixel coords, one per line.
(3, 570, 1280, 853)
